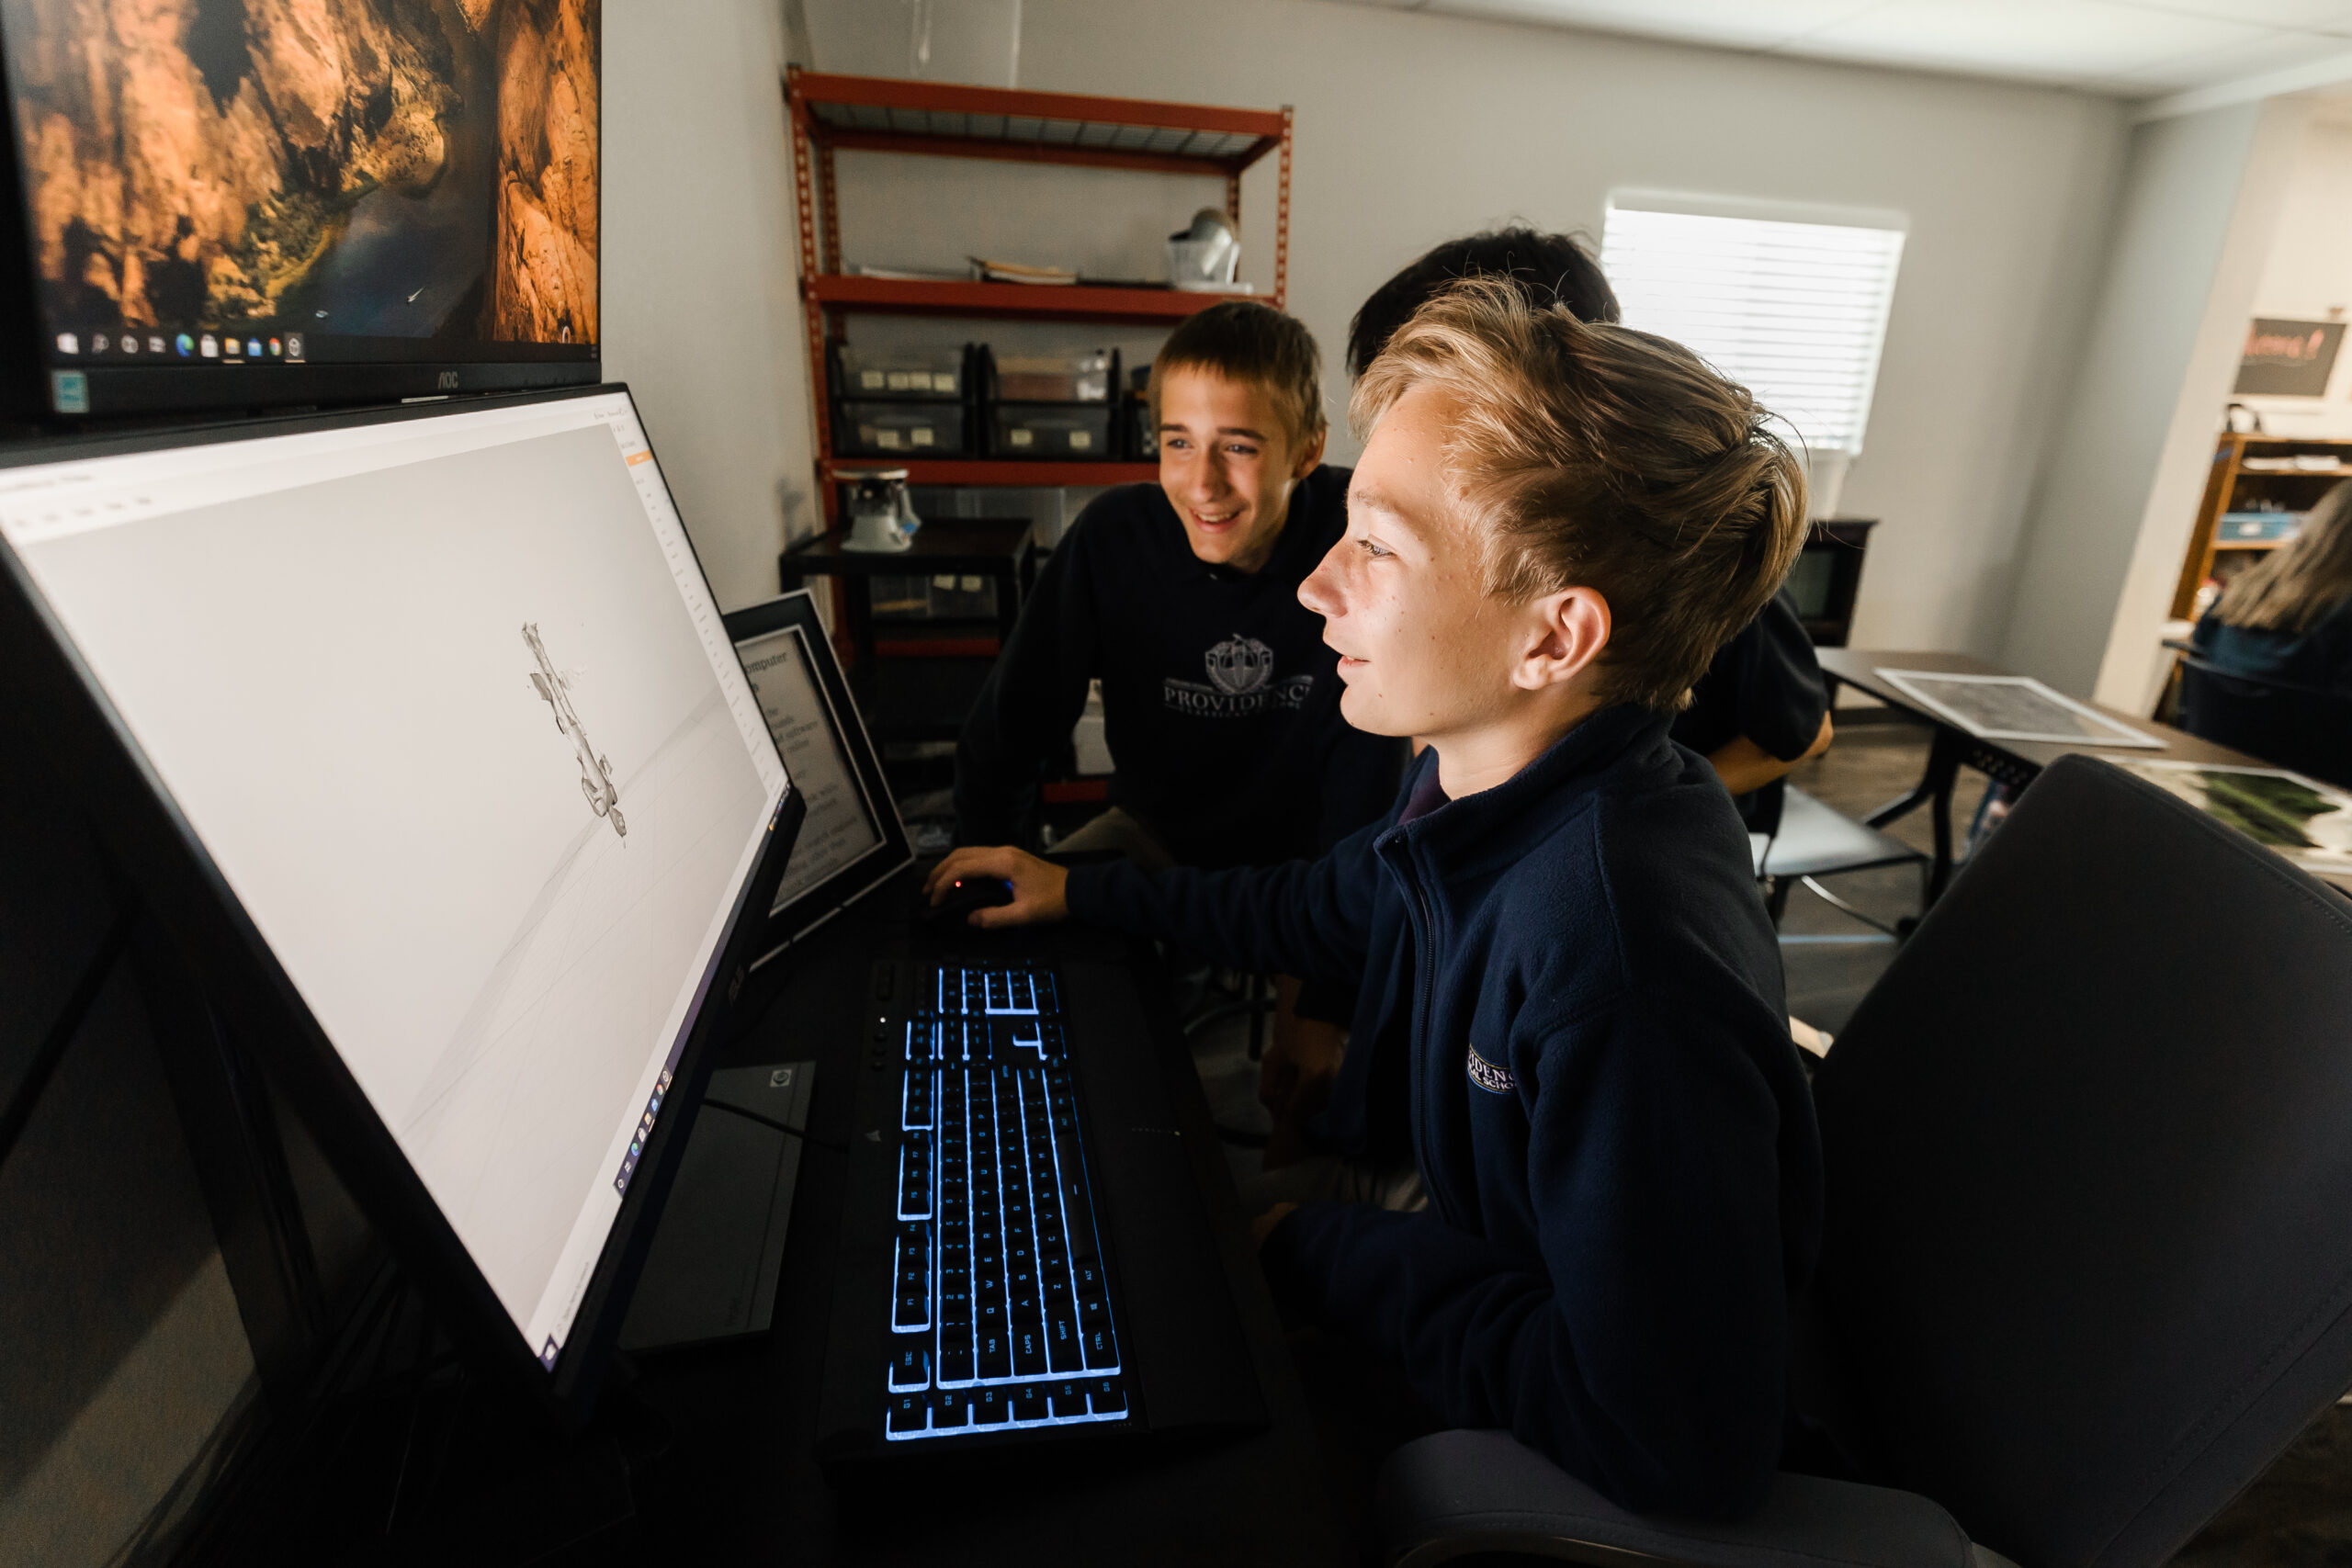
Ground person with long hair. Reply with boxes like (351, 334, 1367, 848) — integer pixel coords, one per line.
(2193, 478, 2352, 694)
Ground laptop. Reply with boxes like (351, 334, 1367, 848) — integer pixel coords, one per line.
(714, 591, 1268, 1457)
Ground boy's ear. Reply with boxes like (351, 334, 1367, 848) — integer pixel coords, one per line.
(1513, 586, 1611, 693)
(1292, 423, 1328, 479)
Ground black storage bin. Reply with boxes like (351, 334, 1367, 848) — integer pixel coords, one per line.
(871, 572, 1001, 622)
(989, 402, 1114, 459)
(834, 342, 967, 399)
(837, 400, 970, 457)
(978, 345, 1119, 459)
(828, 341, 976, 456)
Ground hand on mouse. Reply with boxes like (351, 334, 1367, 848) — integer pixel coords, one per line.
(922, 845, 1069, 929)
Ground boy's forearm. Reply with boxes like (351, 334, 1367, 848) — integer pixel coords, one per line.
(1064, 856, 1363, 985)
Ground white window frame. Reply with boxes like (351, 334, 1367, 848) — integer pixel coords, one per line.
(1600, 189, 1908, 461)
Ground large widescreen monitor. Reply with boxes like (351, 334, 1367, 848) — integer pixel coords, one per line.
(0, 386, 792, 1410)
(0, 0, 600, 418)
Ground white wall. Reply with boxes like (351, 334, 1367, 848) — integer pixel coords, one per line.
(2228, 108, 2352, 438)
(2001, 100, 2304, 706)
(603, 2, 818, 610)
(797, 0, 2131, 659)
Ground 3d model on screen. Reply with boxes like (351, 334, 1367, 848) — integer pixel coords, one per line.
(525, 623, 626, 839)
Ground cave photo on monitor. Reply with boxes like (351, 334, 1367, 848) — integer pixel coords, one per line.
(2, 0, 598, 349)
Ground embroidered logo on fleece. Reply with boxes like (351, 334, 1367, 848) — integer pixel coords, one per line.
(1465, 1043, 1516, 1094)
(1162, 632, 1314, 717)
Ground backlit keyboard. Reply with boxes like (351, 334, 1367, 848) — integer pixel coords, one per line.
(884, 959, 1131, 1440)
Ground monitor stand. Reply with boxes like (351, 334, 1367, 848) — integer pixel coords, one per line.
(617, 1063, 814, 1352)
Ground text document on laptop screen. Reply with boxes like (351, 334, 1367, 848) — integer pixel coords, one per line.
(735, 621, 887, 915)
(0, 391, 790, 1369)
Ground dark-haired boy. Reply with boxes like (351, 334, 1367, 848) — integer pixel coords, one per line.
(930, 282, 1822, 1517)
(955, 302, 1404, 1156)
(1351, 227, 1831, 828)
(956, 301, 1400, 867)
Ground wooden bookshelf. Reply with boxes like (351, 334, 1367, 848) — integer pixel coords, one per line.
(2170, 434, 2352, 618)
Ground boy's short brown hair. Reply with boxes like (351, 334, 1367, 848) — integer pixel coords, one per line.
(1149, 300, 1328, 448)
(1351, 278, 1807, 711)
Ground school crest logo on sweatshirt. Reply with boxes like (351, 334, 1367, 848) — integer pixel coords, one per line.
(1204, 634, 1275, 695)
(1465, 1043, 1516, 1095)
(1162, 632, 1314, 717)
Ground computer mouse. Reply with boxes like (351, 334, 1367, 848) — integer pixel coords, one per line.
(927, 876, 1015, 922)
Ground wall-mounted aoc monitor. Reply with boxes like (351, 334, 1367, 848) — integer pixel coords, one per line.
(0, 386, 796, 1416)
(0, 0, 601, 419)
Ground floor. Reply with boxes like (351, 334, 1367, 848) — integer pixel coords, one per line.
(1181, 716, 2352, 1565)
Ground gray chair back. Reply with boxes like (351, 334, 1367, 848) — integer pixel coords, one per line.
(1807, 754, 2352, 1568)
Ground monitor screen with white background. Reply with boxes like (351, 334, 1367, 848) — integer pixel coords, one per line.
(0, 389, 788, 1372)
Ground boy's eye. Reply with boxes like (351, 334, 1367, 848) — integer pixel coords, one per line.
(1224, 443, 1258, 457)
(1358, 537, 1391, 559)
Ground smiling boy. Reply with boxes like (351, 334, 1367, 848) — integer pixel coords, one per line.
(955, 303, 1403, 1161)
(954, 301, 1402, 871)
(928, 282, 1824, 1516)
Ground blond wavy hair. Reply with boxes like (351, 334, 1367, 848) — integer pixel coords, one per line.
(1351, 278, 1808, 710)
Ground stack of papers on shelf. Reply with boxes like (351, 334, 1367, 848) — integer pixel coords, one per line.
(2241, 454, 2349, 472)
(968, 256, 1078, 286)
(854, 265, 967, 282)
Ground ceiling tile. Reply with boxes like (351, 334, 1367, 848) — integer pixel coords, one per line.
(2104, 0, 2352, 28)
(1325, 0, 2352, 97)
(1417, 0, 1881, 53)
(1782, 0, 2274, 84)
(2113, 28, 2348, 91)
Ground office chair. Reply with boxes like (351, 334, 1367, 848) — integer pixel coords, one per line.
(1757, 784, 1926, 934)
(1379, 754, 2352, 1568)
(2175, 653, 2352, 791)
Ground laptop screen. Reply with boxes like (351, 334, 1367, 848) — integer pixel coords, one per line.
(736, 618, 888, 914)
(0, 389, 789, 1371)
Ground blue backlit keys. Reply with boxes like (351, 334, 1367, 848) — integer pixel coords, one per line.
(882, 960, 1131, 1442)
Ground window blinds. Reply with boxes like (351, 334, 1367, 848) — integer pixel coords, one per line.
(1599, 200, 1905, 457)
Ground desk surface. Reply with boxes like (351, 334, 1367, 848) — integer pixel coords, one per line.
(623, 867, 1350, 1565)
(1818, 648, 2269, 772)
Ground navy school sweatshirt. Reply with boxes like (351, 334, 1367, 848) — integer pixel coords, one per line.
(1066, 704, 1824, 1517)
(954, 468, 1407, 867)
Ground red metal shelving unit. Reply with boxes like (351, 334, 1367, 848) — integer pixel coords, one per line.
(781, 69, 1293, 714)
(783, 66, 1295, 534)
(815, 457, 1152, 489)
(805, 274, 1254, 323)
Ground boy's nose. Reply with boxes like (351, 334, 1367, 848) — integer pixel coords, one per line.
(1299, 558, 1340, 615)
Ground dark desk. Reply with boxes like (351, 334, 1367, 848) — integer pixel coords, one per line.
(1820, 649, 2273, 904)
(781, 522, 1034, 744)
(623, 866, 1349, 1565)
(780, 520, 1034, 663)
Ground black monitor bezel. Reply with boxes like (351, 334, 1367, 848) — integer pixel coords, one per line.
(722, 589, 915, 965)
(0, 5, 603, 423)
(0, 384, 797, 1425)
